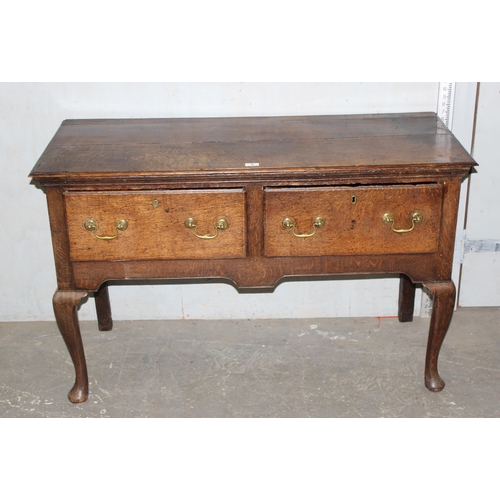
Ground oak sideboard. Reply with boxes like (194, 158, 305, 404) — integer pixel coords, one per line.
(29, 113, 477, 403)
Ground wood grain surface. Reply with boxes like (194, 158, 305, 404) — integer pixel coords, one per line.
(65, 189, 246, 261)
(30, 113, 476, 180)
(264, 184, 443, 257)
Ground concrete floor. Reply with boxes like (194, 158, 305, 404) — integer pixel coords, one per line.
(1, 306, 499, 417)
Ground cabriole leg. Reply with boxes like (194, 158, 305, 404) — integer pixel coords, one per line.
(422, 281, 456, 392)
(53, 290, 89, 403)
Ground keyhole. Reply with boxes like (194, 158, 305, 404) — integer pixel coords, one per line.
(351, 196, 357, 204)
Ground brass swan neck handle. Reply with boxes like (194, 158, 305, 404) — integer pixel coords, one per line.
(281, 216, 326, 238)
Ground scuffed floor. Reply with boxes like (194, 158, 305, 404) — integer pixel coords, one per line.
(1, 307, 499, 417)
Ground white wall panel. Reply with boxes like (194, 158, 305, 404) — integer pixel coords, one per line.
(463, 83, 500, 240)
(460, 252, 500, 307)
(459, 83, 500, 307)
(1, 82, 439, 321)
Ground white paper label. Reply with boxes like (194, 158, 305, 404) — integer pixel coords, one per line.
(245, 162, 259, 167)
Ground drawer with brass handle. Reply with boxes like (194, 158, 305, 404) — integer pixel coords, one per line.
(264, 184, 443, 257)
(65, 189, 246, 261)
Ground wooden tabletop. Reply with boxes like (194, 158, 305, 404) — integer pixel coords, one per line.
(30, 113, 476, 180)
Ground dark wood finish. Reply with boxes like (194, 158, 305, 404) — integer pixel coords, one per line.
(94, 283, 113, 331)
(45, 188, 75, 289)
(30, 113, 476, 403)
(398, 274, 416, 323)
(423, 281, 457, 391)
(52, 290, 89, 403)
(32, 114, 475, 179)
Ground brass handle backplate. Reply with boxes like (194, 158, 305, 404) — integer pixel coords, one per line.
(185, 217, 229, 239)
(282, 216, 326, 238)
(382, 212, 424, 233)
(83, 219, 128, 240)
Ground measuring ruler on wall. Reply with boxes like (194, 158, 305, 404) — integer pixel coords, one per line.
(421, 82, 457, 317)
(437, 82, 456, 129)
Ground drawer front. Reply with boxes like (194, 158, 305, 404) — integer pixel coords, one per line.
(65, 190, 246, 261)
(264, 184, 443, 257)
